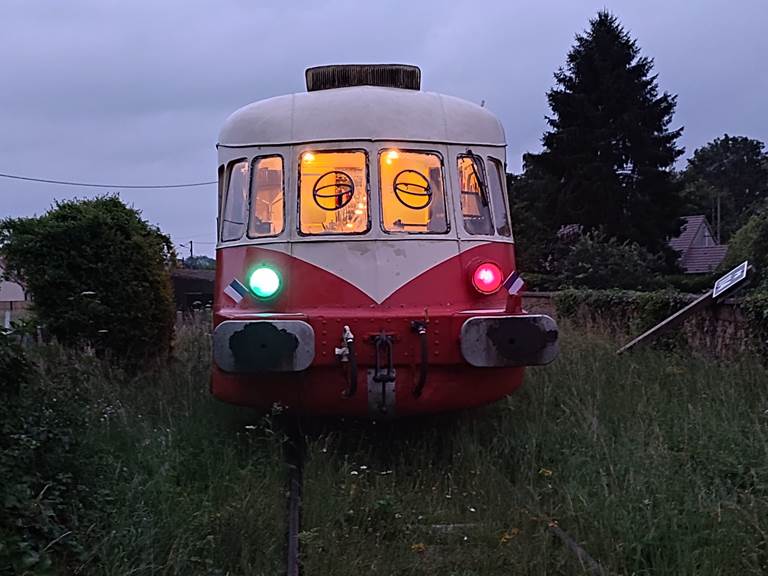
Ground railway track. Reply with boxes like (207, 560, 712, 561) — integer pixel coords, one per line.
(283, 420, 304, 576)
(278, 419, 608, 576)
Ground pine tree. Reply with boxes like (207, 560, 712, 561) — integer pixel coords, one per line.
(523, 11, 684, 256)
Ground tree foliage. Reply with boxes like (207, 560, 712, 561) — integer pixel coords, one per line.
(720, 207, 768, 289)
(683, 135, 768, 242)
(182, 255, 216, 270)
(520, 11, 684, 259)
(0, 196, 176, 363)
(552, 231, 666, 290)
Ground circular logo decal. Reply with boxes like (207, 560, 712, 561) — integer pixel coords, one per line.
(393, 170, 431, 209)
(313, 171, 355, 211)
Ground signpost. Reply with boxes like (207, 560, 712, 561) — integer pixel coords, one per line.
(713, 260, 748, 299)
(617, 261, 751, 354)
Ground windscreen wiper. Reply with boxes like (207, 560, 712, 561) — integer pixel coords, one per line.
(466, 149, 489, 207)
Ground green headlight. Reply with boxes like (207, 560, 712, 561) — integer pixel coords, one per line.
(248, 266, 281, 298)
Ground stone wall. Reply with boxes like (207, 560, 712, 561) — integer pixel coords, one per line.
(523, 292, 753, 358)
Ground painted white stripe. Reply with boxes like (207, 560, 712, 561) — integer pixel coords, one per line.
(253, 240, 496, 304)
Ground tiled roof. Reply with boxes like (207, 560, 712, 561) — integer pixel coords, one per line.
(680, 245, 728, 274)
(669, 215, 707, 253)
(171, 268, 215, 281)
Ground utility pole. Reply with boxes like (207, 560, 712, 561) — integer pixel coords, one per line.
(189, 240, 194, 259)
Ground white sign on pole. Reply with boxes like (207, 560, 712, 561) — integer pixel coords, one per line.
(713, 261, 749, 299)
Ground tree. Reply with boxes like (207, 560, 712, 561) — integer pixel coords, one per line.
(522, 11, 685, 258)
(0, 196, 176, 363)
(720, 205, 768, 289)
(683, 135, 768, 242)
(182, 255, 216, 270)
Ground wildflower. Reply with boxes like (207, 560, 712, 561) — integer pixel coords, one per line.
(468, 507, 476, 513)
(360, 465, 368, 470)
(244, 425, 257, 430)
(538, 467, 553, 477)
(411, 543, 427, 553)
(500, 528, 521, 544)
(350, 470, 359, 476)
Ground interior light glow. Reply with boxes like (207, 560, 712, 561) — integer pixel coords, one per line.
(471, 262, 503, 295)
(302, 152, 315, 163)
(385, 150, 399, 165)
(248, 266, 281, 298)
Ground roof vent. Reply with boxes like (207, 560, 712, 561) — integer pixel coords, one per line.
(305, 64, 421, 92)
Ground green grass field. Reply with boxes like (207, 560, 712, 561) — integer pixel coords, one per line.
(3, 325, 768, 575)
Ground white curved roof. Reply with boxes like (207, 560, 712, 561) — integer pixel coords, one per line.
(218, 86, 505, 147)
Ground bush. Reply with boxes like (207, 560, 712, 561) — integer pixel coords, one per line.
(554, 288, 690, 333)
(720, 208, 768, 289)
(0, 343, 107, 574)
(0, 329, 29, 395)
(551, 232, 668, 290)
(0, 196, 176, 364)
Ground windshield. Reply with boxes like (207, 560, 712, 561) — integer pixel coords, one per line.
(299, 151, 369, 235)
(221, 160, 248, 241)
(380, 149, 448, 233)
(457, 155, 494, 235)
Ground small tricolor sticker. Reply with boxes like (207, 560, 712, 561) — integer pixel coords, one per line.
(224, 278, 249, 303)
(503, 271, 525, 295)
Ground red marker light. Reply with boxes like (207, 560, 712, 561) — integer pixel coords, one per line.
(472, 262, 503, 294)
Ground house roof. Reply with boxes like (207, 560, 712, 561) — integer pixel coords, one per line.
(681, 245, 728, 274)
(0, 263, 26, 302)
(171, 268, 215, 281)
(669, 215, 709, 253)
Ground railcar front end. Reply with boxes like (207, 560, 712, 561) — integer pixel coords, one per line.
(211, 65, 558, 417)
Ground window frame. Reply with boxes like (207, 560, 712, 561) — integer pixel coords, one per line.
(377, 147, 451, 235)
(246, 154, 285, 239)
(457, 153, 495, 236)
(296, 148, 372, 237)
(220, 157, 250, 242)
(486, 156, 512, 238)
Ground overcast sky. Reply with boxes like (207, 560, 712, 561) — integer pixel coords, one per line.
(1, 0, 766, 257)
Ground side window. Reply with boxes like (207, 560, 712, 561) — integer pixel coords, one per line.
(249, 156, 284, 238)
(487, 158, 511, 237)
(221, 160, 248, 241)
(457, 155, 493, 235)
(380, 150, 448, 233)
(299, 151, 368, 235)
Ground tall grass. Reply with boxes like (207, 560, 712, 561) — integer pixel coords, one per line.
(4, 325, 767, 575)
(2, 325, 285, 576)
(300, 329, 768, 575)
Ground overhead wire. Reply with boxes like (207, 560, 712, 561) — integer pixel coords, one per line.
(0, 171, 216, 189)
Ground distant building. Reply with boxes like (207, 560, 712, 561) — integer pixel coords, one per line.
(0, 262, 29, 327)
(668, 215, 728, 274)
(170, 268, 215, 311)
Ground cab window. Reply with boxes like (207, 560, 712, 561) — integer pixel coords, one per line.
(380, 149, 448, 233)
(487, 158, 511, 237)
(221, 160, 248, 241)
(458, 155, 493, 235)
(249, 156, 284, 238)
(299, 151, 368, 235)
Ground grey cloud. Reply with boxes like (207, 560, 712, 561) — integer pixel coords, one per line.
(1, 0, 766, 256)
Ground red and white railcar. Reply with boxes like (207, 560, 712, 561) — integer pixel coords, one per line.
(212, 65, 557, 417)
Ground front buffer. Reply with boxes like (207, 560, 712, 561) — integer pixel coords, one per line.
(211, 312, 558, 417)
